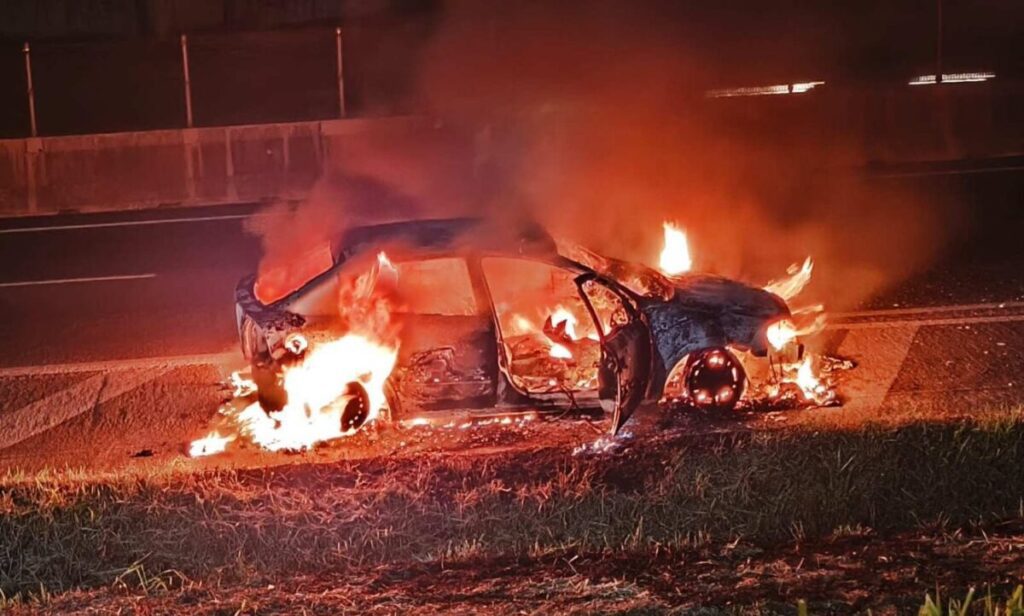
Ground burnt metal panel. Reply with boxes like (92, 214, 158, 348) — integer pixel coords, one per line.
(641, 274, 789, 393)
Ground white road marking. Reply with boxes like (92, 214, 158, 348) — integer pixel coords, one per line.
(875, 164, 1024, 178)
(0, 213, 251, 235)
(0, 273, 157, 288)
(0, 367, 168, 451)
(830, 314, 1024, 331)
(835, 325, 920, 411)
(0, 352, 239, 378)
(834, 301, 1024, 319)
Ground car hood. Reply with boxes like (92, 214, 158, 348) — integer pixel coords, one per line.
(664, 273, 789, 319)
(638, 274, 790, 386)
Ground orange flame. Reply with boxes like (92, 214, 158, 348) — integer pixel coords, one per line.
(659, 222, 692, 276)
(792, 355, 832, 404)
(549, 343, 573, 359)
(233, 335, 398, 452)
(189, 431, 235, 457)
(377, 251, 396, 276)
(508, 304, 591, 360)
(766, 305, 827, 351)
(191, 253, 401, 456)
(764, 257, 813, 301)
(766, 319, 798, 350)
(550, 305, 579, 340)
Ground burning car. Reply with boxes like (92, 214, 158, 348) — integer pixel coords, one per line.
(226, 217, 797, 449)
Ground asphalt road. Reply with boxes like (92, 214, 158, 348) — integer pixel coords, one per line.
(0, 203, 264, 367)
(0, 167, 1020, 472)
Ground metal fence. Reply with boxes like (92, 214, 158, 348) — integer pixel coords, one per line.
(0, 25, 425, 139)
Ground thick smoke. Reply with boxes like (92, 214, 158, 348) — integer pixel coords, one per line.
(252, 0, 951, 310)
(415, 0, 950, 310)
(245, 120, 478, 301)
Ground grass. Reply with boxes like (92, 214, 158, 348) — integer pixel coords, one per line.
(918, 586, 1024, 616)
(1, 412, 1023, 609)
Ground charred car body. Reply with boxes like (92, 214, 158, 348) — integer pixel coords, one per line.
(235, 218, 791, 435)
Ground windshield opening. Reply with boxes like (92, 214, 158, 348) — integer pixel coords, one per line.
(253, 242, 335, 305)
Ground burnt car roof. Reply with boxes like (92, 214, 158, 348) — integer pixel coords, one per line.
(328, 217, 683, 301)
(331, 217, 559, 262)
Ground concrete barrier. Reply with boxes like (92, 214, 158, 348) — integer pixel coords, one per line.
(0, 116, 444, 216)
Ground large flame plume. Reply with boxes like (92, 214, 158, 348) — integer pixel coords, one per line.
(191, 254, 401, 457)
(231, 335, 397, 452)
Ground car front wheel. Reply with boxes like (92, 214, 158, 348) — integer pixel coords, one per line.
(682, 347, 745, 412)
(253, 363, 287, 412)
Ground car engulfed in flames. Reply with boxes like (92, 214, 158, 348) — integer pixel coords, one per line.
(191, 218, 834, 457)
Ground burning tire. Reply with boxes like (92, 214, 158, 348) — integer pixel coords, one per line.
(681, 347, 745, 412)
(339, 381, 371, 432)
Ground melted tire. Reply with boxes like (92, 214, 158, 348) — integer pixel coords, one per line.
(253, 364, 287, 413)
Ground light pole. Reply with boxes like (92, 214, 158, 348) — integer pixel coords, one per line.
(935, 0, 943, 82)
(23, 42, 38, 137)
(335, 27, 346, 118)
(180, 34, 195, 127)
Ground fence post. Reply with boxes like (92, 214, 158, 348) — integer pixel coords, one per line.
(24, 139, 42, 214)
(180, 34, 195, 128)
(225, 127, 238, 201)
(23, 42, 38, 137)
(335, 27, 346, 118)
(183, 129, 198, 202)
(281, 125, 291, 196)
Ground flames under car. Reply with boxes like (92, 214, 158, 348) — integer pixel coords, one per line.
(234, 217, 793, 436)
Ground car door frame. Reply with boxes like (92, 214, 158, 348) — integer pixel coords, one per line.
(386, 253, 500, 414)
(473, 254, 605, 407)
(574, 272, 654, 434)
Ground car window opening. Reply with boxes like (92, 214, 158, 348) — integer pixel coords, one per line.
(481, 257, 607, 394)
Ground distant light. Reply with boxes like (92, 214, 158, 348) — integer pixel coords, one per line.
(909, 71, 995, 85)
(707, 85, 789, 98)
(791, 81, 826, 93)
(707, 81, 825, 98)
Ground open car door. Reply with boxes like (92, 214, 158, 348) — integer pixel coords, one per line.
(576, 274, 653, 434)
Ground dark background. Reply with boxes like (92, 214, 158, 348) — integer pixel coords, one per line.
(0, 0, 1020, 138)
